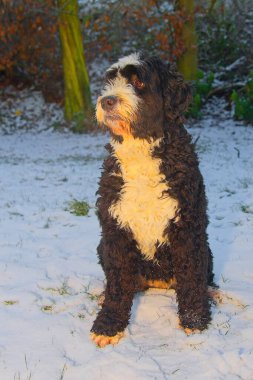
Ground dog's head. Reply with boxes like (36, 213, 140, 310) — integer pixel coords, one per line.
(96, 53, 191, 140)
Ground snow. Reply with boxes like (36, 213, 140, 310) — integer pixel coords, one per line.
(0, 93, 253, 379)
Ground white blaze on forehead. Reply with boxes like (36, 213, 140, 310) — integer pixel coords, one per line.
(108, 53, 141, 71)
(102, 75, 133, 99)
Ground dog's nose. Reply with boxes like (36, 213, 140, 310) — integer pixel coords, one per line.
(101, 96, 118, 111)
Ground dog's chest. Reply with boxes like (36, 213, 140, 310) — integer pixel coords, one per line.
(109, 138, 178, 260)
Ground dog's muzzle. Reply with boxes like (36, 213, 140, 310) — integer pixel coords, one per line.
(101, 96, 118, 112)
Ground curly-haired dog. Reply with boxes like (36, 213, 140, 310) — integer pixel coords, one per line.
(91, 53, 215, 348)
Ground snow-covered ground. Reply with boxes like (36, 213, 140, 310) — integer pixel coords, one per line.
(0, 92, 253, 379)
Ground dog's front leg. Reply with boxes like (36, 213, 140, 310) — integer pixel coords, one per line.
(91, 245, 137, 347)
(169, 225, 211, 332)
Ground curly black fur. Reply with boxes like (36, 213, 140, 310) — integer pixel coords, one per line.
(91, 54, 215, 338)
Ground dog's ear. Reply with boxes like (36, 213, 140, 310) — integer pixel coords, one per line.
(162, 64, 192, 121)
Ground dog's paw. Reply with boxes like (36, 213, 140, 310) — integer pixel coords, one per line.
(183, 327, 201, 336)
(90, 332, 124, 348)
(177, 323, 201, 335)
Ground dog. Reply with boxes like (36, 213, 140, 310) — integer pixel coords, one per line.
(90, 53, 215, 348)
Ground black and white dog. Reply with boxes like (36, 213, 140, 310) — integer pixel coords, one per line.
(91, 53, 215, 348)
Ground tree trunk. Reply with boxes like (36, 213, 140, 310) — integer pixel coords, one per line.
(57, 0, 92, 130)
(176, 0, 198, 80)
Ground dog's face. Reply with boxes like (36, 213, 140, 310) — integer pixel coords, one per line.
(96, 53, 191, 140)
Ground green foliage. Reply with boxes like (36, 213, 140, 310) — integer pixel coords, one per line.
(231, 71, 253, 124)
(3, 300, 18, 306)
(240, 204, 253, 214)
(187, 71, 214, 118)
(68, 199, 90, 216)
(197, 0, 252, 70)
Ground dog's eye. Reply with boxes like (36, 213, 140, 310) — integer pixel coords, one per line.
(131, 75, 144, 89)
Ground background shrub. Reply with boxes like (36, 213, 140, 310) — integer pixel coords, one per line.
(83, 0, 187, 63)
(231, 71, 253, 123)
(0, 0, 62, 102)
(0, 0, 252, 117)
(187, 71, 214, 118)
(196, 0, 253, 70)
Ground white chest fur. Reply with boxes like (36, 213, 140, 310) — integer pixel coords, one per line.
(109, 137, 178, 260)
